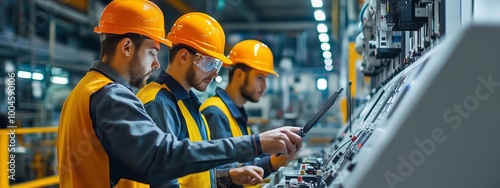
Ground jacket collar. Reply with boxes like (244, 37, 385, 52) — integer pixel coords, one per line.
(155, 71, 196, 101)
(215, 87, 247, 120)
(90, 60, 132, 91)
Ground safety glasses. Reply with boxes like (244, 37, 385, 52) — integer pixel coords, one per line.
(193, 53, 223, 73)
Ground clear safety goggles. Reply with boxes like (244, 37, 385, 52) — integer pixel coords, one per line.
(193, 53, 223, 73)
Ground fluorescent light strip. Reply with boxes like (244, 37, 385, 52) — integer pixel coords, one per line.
(325, 64, 333, 71)
(323, 51, 332, 59)
(311, 0, 323, 8)
(324, 58, 333, 65)
(32, 73, 44, 80)
(18, 71, 32, 79)
(51, 76, 68, 85)
(319, 33, 329, 42)
(317, 23, 328, 33)
(317, 78, 328, 91)
(321, 43, 331, 51)
(314, 10, 326, 21)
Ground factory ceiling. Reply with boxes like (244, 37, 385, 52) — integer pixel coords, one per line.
(0, 0, 338, 71)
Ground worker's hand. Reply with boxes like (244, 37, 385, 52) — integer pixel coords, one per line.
(229, 166, 264, 185)
(270, 152, 297, 171)
(259, 126, 302, 155)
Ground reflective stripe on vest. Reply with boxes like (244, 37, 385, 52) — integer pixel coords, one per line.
(200, 97, 251, 137)
(135, 82, 214, 188)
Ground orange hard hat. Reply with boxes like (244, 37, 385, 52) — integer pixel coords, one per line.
(167, 12, 232, 66)
(94, 0, 172, 46)
(228, 40, 278, 77)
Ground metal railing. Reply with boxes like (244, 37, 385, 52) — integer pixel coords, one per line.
(1, 127, 59, 188)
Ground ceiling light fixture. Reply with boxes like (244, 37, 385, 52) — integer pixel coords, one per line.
(321, 43, 331, 51)
(319, 33, 329, 42)
(311, 0, 323, 8)
(32, 73, 44, 80)
(51, 76, 69, 85)
(323, 51, 332, 59)
(317, 78, 328, 91)
(17, 71, 31, 79)
(317, 23, 328, 33)
(324, 58, 333, 65)
(314, 10, 326, 21)
(325, 64, 333, 71)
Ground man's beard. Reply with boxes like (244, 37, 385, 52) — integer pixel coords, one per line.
(240, 75, 260, 103)
(187, 64, 213, 91)
(128, 54, 151, 88)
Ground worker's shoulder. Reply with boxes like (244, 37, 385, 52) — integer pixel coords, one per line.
(87, 83, 139, 109)
(142, 88, 177, 108)
(150, 88, 176, 103)
(201, 96, 225, 109)
(74, 72, 117, 94)
(201, 105, 225, 116)
(98, 82, 134, 95)
(137, 81, 175, 103)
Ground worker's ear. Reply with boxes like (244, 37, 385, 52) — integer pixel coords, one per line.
(119, 37, 134, 57)
(234, 68, 246, 84)
(177, 49, 190, 65)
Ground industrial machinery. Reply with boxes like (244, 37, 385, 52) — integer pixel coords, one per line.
(265, 23, 500, 188)
(263, 0, 500, 187)
(355, 0, 443, 88)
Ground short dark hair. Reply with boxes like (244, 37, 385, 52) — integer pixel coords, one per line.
(168, 44, 197, 63)
(99, 33, 146, 60)
(228, 63, 252, 83)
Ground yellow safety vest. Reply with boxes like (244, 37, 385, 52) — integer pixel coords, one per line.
(201, 97, 251, 137)
(201, 96, 261, 188)
(58, 71, 112, 188)
(115, 82, 214, 188)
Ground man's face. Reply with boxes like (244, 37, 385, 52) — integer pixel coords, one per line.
(186, 53, 218, 91)
(240, 69, 269, 103)
(128, 39, 160, 88)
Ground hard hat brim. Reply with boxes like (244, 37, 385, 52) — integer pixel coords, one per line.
(149, 35, 173, 47)
(253, 66, 279, 77)
(231, 58, 279, 77)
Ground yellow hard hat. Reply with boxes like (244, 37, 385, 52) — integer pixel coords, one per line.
(94, 0, 172, 47)
(228, 40, 278, 77)
(167, 12, 232, 66)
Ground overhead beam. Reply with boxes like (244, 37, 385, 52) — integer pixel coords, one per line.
(222, 21, 329, 31)
(164, 0, 194, 14)
(35, 0, 89, 24)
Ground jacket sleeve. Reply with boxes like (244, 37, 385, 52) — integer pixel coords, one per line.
(90, 84, 262, 185)
(214, 157, 274, 179)
(142, 94, 186, 187)
(201, 106, 234, 139)
(143, 99, 183, 138)
(202, 106, 275, 178)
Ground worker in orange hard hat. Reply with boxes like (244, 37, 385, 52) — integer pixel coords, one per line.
(118, 12, 267, 188)
(201, 40, 294, 187)
(57, 0, 303, 187)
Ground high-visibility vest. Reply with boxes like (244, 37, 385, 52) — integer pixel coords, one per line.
(115, 82, 214, 188)
(201, 96, 251, 137)
(58, 71, 113, 188)
(201, 96, 261, 188)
